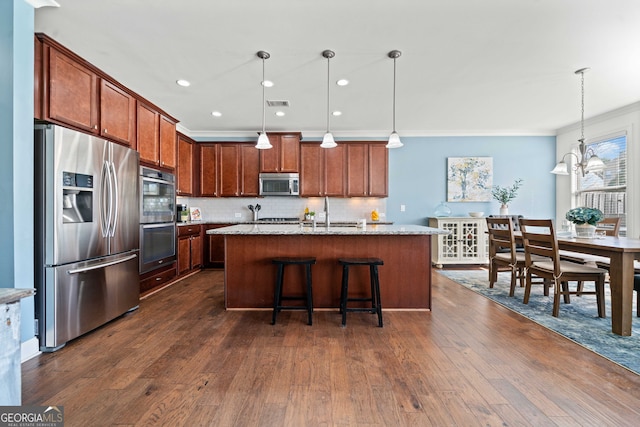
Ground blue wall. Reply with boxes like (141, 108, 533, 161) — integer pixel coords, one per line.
(1, 0, 36, 344)
(386, 136, 557, 224)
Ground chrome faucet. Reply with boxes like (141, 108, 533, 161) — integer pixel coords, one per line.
(324, 196, 330, 228)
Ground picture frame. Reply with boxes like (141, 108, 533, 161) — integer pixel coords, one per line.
(189, 207, 201, 221)
(447, 157, 493, 202)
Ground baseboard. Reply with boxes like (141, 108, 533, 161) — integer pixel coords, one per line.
(21, 337, 41, 362)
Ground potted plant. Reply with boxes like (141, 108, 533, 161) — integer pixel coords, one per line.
(565, 207, 604, 238)
(491, 179, 523, 215)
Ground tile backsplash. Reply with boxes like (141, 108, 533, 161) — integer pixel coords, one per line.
(177, 196, 388, 223)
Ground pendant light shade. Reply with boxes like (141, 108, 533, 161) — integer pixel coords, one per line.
(386, 50, 403, 149)
(255, 51, 272, 150)
(320, 50, 338, 148)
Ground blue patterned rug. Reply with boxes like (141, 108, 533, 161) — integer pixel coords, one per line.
(437, 269, 640, 376)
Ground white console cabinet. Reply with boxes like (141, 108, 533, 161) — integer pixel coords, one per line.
(428, 217, 488, 268)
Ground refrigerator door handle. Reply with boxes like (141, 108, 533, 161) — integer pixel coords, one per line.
(100, 160, 110, 237)
(109, 161, 119, 237)
(66, 253, 138, 275)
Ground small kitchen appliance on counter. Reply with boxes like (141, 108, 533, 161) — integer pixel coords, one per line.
(177, 204, 189, 222)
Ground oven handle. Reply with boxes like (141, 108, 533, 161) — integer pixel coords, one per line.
(142, 176, 175, 185)
(67, 254, 138, 275)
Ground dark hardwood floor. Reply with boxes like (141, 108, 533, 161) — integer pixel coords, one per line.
(22, 269, 640, 426)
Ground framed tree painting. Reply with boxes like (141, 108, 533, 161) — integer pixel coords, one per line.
(447, 157, 493, 202)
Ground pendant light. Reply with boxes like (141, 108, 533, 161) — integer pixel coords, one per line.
(386, 50, 403, 148)
(551, 68, 605, 176)
(255, 51, 272, 150)
(320, 50, 337, 148)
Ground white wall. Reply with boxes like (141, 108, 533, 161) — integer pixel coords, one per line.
(555, 102, 640, 237)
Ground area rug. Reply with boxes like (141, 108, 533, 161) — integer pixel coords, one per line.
(437, 269, 640, 376)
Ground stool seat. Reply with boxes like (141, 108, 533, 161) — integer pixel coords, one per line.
(338, 257, 384, 327)
(339, 258, 384, 266)
(272, 257, 316, 326)
(273, 257, 317, 265)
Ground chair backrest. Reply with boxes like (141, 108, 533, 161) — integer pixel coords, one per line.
(519, 218, 560, 275)
(488, 214, 524, 231)
(486, 216, 517, 262)
(596, 217, 621, 236)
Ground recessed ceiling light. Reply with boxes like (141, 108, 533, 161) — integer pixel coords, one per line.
(332, 111, 342, 116)
(211, 111, 222, 117)
(176, 79, 191, 87)
(262, 80, 274, 87)
(336, 79, 349, 86)
(275, 111, 285, 117)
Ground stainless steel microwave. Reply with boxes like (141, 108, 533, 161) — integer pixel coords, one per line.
(259, 173, 300, 196)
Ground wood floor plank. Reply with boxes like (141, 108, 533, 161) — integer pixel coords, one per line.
(20, 268, 640, 426)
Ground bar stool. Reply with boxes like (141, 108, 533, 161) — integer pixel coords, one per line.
(338, 257, 384, 327)
(271, 257, 316, 325)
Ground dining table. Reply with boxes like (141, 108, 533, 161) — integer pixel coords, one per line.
(553, 235, 640, 336)
(514, 231, 640, 336)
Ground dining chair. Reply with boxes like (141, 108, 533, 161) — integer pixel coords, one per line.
(486, 217, 523, 296)
(596, 217, 621, 237)
(486, 217, 546, 297)
(520, 218, 607, 318)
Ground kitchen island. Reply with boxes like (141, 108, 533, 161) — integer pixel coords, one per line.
(207, 224, 448, 310)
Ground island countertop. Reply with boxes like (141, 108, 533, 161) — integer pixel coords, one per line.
(206, 223, 449, 236)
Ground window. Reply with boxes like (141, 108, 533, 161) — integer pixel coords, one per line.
(576, 134, 627, 235)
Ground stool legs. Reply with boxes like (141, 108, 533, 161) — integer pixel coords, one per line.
(339, 259, 383, 327)
(271, 258, 315, 326)
(271, 263, 285, 325)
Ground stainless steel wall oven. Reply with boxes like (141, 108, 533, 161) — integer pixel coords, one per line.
(139, 166, 176, 273)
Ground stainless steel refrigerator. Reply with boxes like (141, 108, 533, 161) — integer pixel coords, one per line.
(34, 123, 140, 351)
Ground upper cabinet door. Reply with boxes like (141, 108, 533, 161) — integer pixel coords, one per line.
(278, 134, 301, 172)
(260, 133, 301, 172)
(159, 115, 177, 170)
(47, 47, 99, 133)
(199, 144, 219, 197)
(137, 102, 160, 165)
(177, 134, 195, 196)
(367, 143, 388, 197)
(240, 144, 260, 196)
(100, 80, 136, 146)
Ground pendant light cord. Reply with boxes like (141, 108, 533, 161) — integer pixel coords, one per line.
(392, 56, 397, 133)
(262, 56, 266, 134)
(580, 70, 585, 142)
(326, 54, 331, 133)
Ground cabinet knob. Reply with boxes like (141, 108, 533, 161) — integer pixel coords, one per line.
(104, 128, 108, 133)
(93, 125, 98, 130)
(155, 277, 162, 281)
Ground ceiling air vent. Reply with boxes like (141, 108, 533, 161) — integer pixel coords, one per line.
(266, 100, 290, 107)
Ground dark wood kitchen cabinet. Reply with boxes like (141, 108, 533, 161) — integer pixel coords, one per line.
(36, 34, 176, 151)
(100, 79, 136, 146)
(177, 133, 196, 196)
(38, 36, 135, 146)
(219, 143, 259, 197)
(138, 102, 177, 171)
(300, 143, 346, 197)
(346, 142, 388, 197)
(260, 132, 301, 173)
(199, 143, 219, 197)
(203, 224, 232, 268)
(139, 263, 176, 294)
(177, 225, 202, 276)
(44, 44, 99, 134)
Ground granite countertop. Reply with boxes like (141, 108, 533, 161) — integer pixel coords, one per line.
(0, 288, 35, 304)
(179, 220, 395, 226)
(206, 223, 448, 236)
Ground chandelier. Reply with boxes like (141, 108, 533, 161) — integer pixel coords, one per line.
(551, 68, 604, 176)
